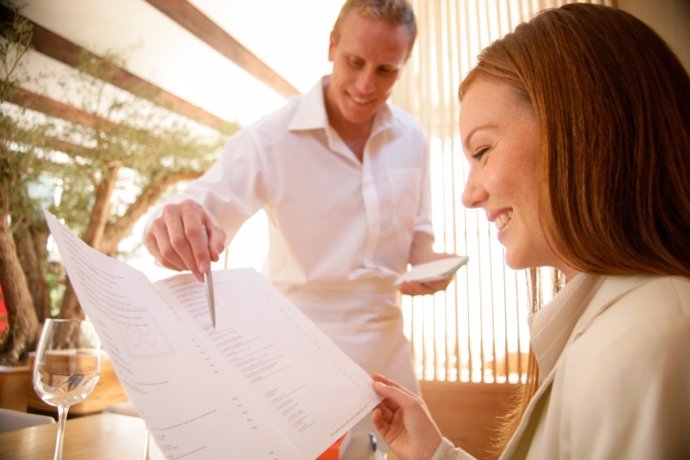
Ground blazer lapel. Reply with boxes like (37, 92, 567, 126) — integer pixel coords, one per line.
(501, 363, 558, 459)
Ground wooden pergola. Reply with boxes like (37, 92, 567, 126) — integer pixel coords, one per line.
(0, 0, 300, 136)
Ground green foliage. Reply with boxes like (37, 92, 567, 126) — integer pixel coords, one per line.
(1, 7, 238, 325)
(2, 11, 236, 242)
(0, 6, 32, 100)
(1, 10, 43, 231)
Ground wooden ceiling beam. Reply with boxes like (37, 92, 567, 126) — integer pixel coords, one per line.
(0, 4, 232, 133)
(6, 87, 119, 131)
(145, 0, 300, 99)
(6, 86, 171, 148)
(13, 126, 94, 160)
(39, 133, 94, 159)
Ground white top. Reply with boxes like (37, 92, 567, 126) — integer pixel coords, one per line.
(180, 76, 433, 290)
(432, 274, 690, 460)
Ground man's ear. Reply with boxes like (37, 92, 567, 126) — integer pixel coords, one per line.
(328, 32, 337, 62)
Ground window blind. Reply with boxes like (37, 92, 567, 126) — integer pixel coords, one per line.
(393, 0, 615, 383)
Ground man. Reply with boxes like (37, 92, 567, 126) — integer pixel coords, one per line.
(144, 0, 453, 428)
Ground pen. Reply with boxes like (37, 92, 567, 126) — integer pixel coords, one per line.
(203, 224, 216, 329)
(205, 269, 215, 329)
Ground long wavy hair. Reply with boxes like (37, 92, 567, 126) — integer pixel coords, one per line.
(459, 3, 690, 454)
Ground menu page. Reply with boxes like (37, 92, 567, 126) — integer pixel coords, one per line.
(44, 211, 380, 459)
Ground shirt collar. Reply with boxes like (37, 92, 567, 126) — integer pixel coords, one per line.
(288, 76, 330, 131)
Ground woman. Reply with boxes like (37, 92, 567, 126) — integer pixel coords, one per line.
(371, 4, 690, 459)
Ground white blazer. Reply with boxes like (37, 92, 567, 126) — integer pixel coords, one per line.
(433, 275, 690, 460)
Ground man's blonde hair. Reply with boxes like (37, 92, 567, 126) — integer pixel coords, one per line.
(331, 0, 417, 58)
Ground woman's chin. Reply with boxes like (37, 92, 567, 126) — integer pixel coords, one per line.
(503, 251, 530, 271)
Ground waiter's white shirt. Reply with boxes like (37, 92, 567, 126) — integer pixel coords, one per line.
(162, 76, 433, 395)
(432, 274, 690, 459)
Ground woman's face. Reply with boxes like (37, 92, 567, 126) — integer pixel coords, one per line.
(460, 77, 571, 276)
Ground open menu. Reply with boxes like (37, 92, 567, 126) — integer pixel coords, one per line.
(44, 211, 380, 459)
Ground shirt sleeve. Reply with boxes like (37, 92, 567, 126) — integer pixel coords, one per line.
(150, 127, 269, 247)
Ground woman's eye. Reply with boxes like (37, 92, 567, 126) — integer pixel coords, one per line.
(472, 147, 489, 161)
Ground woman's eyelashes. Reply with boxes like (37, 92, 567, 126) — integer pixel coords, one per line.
(472, 147, 490, 162)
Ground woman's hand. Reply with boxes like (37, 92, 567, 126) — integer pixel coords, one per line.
(371, 374, 443, 460)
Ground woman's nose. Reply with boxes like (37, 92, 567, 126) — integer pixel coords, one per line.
(461, 172, 486, 209)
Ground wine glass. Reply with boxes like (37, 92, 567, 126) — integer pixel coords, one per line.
(33, 319, 101, 460)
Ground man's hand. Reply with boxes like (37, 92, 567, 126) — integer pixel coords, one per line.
(398, 276, 453, 296)
(144, 200, 226, 282)
(402, 232, 456, 295)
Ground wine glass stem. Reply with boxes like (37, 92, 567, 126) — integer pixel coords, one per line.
(53, 404, 69, 460)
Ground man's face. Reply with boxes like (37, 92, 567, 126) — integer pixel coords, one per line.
(325, 13, 412, 128)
